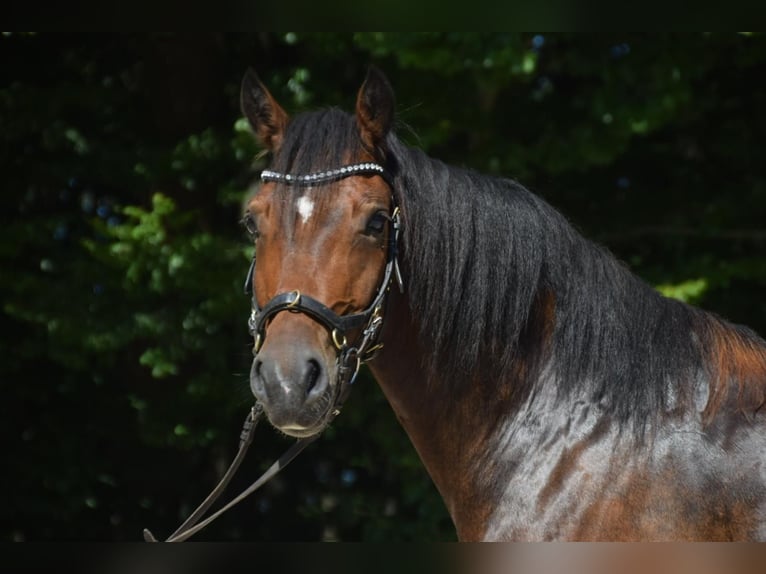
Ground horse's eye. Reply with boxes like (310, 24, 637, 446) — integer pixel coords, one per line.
(242, 214, 260, 239)
(365, 212, 388, 236)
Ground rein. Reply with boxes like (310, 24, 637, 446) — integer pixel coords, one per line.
(142, 162, 402, 542)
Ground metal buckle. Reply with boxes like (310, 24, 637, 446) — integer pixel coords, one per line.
(331, 329, 348, 350)
(286, 290, 301, 309)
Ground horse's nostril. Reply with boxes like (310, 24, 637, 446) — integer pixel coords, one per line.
(250, 358, 266, 400)
(305, 359, 321, 395)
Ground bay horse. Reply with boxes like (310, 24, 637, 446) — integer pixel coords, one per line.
(240, 67, 766, 541)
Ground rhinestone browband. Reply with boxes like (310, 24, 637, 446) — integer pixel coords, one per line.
(260, 163, 386, 186)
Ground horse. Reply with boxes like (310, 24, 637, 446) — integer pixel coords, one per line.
(240, 66, 766, 541)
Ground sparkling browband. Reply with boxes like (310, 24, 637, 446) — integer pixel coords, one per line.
(261, 162, 386, 186)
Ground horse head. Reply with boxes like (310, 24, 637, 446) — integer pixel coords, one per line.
(240, 68, 400, 438)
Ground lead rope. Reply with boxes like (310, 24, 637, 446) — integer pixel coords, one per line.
(142, 404, 317, 542)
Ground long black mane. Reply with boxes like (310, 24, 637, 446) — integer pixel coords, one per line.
(387, 135, 705, 424)
(270, 106, 764, 434)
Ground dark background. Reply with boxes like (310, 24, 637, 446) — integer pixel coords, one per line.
(3, 33, 765, 541)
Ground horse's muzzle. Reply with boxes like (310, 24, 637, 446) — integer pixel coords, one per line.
(250, 346, 333, 436)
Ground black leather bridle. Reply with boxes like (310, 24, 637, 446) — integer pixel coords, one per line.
(143, 162, 402, 542)
(247, 162, 403, 400)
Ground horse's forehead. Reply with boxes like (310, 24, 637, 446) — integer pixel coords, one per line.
(249, 184, 346, 220)
(250, 177, 389, 218)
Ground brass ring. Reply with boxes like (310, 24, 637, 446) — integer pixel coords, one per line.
(332, 329, 347, 350)
(286, 290, 301, 309)
(253, 333, 263, 354)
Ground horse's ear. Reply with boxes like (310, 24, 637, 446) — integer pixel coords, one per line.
(355, 66, 395, 155)
(240, 68, 288, 152)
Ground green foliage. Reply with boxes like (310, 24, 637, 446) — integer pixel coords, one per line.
(656, 278, 709, 304)
(2, 33, 766, 542)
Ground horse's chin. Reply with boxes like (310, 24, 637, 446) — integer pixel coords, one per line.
(263, 397, 336, 439)
(276, 424, 326, 439)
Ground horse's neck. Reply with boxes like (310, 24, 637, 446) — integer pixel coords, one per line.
(369, 308, 563, 540)
(370, 285, 766, 540)
(367, 290, 503, 540)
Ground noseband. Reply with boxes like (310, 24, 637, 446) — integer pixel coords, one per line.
(143, 162, 403, 542)
(246, 162, 404, 407)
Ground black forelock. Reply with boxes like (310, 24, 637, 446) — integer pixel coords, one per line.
(261, 107, 370, 234)
(270, 108, 366, 177)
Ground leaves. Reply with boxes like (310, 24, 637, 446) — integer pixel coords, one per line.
(656, 278, 709, 304)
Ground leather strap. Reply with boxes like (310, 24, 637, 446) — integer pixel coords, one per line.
(251, 290, 370, 337)
(142, 404, 318, 543)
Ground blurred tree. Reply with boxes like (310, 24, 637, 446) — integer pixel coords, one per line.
(2, 33, 765, 541)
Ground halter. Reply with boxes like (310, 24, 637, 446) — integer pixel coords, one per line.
(142, 162, 403, 542)
(246, 162, 404, 400)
